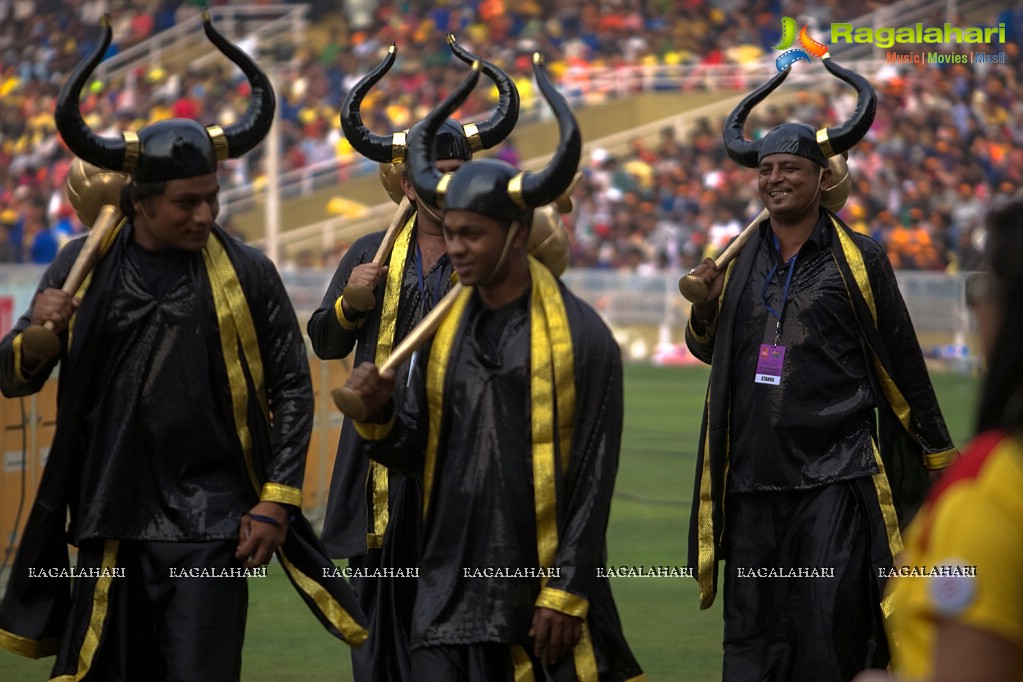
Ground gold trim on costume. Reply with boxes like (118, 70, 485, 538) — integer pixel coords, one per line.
(0, 627, 59, 659)
(334, 295, 365, 330)
(880, 591, 896, 620)
(260, 482, 303, 507)
(816, 128, 834, 158)
(686, 314, 716, 344)
(571, 622, 599, 682)
(277, 551, 369, 646)
(353, 413, 396, 441)
(423, 285, 473, 517)
(374, 214, 415, 369)
(203, 236, 364, 645)
(423, 262, 600, 672)
(695, 253, 740, 610)
(870, 440, 904, 560)
(207, 125, 230, 161)
(369, 461, 389, 542)
(121, 131, 140, 172)
(203, 237, 262, 492)
(510, 645, 535, 681)
(50, 540, 119, 682)
(529, 259, 575, 567)
(696, 388, 717, 609)
(366, 211, 416, 544)
(831, 217, 955, 468)
(214, 239, 267, 419)
(508, 173, 527, 210)
(832, 219, 907, 559)
(924, 448, 958, 470)
(462, 122, 482, 152)
(535, 586, 589, 619)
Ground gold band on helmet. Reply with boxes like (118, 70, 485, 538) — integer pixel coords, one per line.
(121, 131, 141, 172)
(463, 122, 482, 153)
(816, 128, 835, 159)
(207, 125, 230, 161)
(508, 173, 528, 210)
(391, 131, 408, 165)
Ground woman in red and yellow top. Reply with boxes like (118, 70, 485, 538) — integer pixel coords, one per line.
(857, 198, 1023, 682)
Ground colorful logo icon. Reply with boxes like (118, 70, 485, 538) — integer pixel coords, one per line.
(773, 16, 829, 71)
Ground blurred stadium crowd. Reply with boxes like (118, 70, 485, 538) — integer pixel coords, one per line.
(0, 0, 1019, 275)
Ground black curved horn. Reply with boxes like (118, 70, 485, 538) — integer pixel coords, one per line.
(202, 10, 276, 159)
(516, 54, 581, 209)
(54, 15, 127, 171)
(407, 64, 482, 212)
(447, 35, 519, 150)
(340, 44, 398, 163)
(722, 67, 791, 168)
(820, 56, 877, 156)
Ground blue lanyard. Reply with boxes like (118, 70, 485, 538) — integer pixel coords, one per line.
(761, 233, 797, 339)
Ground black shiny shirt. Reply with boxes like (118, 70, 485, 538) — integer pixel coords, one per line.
(727, 213, 879, 492)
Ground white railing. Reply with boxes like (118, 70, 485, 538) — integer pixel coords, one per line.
(93, 4, 308, 85)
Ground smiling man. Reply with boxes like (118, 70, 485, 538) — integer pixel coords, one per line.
(0, 14, 366, 680)
(684, 57, 958, 681)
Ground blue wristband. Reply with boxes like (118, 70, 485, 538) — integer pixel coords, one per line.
(245, 512, 283, 526)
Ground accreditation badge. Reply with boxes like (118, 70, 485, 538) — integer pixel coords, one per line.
(755, 344, 785, 385)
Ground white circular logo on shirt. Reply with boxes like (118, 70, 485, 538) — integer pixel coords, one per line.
(929, 558, 976, 616)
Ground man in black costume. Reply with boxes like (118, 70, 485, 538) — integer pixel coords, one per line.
(684, 55, 959, 681)
(307, 37, 518, 682)
(0, 13, 366, 680)
(340, 56, 643, 681)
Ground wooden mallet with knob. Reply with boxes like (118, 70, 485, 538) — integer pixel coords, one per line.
(340, 196, 414, 313)
(19, 159, 130, 360)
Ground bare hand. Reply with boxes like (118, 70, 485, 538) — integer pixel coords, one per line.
(342, 263, 388, 316)
(30, 288, 79, 333)
(344, 362, 396, 421)
(689, 257, 724, 319)
(236, 501, 289, 569)
(529, 607, 582, 665)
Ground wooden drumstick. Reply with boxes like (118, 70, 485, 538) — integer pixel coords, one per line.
(332, 282, 464, 420)
(20, 203, 122, 360)
(678, 207, 769, 303)
(342, 196, 414, 312)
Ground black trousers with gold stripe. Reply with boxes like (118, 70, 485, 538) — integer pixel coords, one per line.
(50, 539, 247, 682)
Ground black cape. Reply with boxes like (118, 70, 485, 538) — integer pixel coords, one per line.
(360, 262, 643, 681)
(0, 224, 367, 658)
(685, 210, 958, 609)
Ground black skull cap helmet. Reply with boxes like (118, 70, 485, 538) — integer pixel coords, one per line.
(55, 10, 275, 183)
(407, 53, 581, 225)
(723, 54, 877, 169)
(340, 35, 520, 164)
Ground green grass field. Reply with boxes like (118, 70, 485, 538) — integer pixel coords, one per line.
(0, 364, 979, 681)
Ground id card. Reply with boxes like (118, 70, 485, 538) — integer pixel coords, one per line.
(755, 344, 786, 385)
